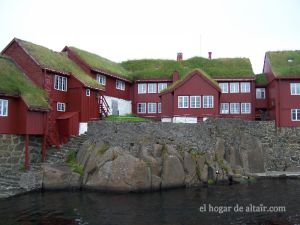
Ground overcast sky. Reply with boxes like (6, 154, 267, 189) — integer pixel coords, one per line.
(0, 0, 299, 74)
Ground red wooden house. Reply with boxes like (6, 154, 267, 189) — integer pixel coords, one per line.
(0, 55, 50, 168)
(263, 50, 300, 127)
(2, 38, 104, 147)
(255, 74, 268, 120)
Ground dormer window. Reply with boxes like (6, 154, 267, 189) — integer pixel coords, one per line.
(96, 74, 106, 85)
(288, 58, 294, 63)
(54, 75, 67, 91)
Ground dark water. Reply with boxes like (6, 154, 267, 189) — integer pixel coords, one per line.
(0, 179, 300, 225)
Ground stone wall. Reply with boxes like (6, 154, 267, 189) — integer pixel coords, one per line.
(0, 135, 42, 176)
(87, 119, 300, 172)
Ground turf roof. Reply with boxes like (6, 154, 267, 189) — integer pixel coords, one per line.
(267, 50, 300, 77)
(255, 74, 268, 85)
(16, 39, 104, 90)
(0, 56, 50, 110)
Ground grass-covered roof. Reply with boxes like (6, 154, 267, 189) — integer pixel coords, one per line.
(255, 74, 268, 85)
(16, 39, 104, 90)
(267, 50, 300, 77)
(69, 47, 130, 79)
(0, 56, 50, 110)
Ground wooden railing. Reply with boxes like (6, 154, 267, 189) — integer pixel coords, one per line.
(99, 95, 110, 118)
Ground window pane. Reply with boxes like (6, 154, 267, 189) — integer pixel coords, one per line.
(158, 83, 167, 93)
(219, 83, 228, 93)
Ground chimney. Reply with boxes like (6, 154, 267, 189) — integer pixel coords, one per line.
(208, 52, 212, 60)
(177, 52, 183, 61)
(172, 70, 180, 82)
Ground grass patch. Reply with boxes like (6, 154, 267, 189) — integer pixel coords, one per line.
(255, 74, 268, 85)
(207, 179, 215, 185)
(105, 114, 152, 122)
(66, 151, 84, 176)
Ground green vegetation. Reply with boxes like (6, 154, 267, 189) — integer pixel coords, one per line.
(267, 50, 300, 77)
(17, 39, 104, 90)
(0, 56, 50, 110)
(66, 151, 84, 176)
(255, 73, 268, 85)
(207, 179, 215, 185)
(105, 114, 152, 122)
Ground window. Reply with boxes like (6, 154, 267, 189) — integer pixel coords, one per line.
(158, 102, 162, 113)
(116, 80, 125, 90)
(96, 74, 106, 85)
(190, 96, 201, 108)
(256, 88, 266, 99)
(138, 83, 147, 94)
(241, 103, 251, 114)
(158, 83, 168, 93)
(178, 96, 189, 108)
(230, 82, 239, 93)
(291, 83, 300, 95)
(148, 83, 157, 93)
(86, 89, 90, 96)
(57, 102, 66, 112)
(230, 103, 240, 114)
(291, 109, 300, 121)
(0, 99, 8, 116)
(54, 75, 67, 91)
(137, 103, 146, 113)
(241, 82, 251, 93)
(148, 103, 157, 113)
(203, 96, 214, 108)
(220, 103, 229, 114)
(219, 83, 229, 93)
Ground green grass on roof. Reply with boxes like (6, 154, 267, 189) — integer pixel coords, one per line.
(17, 39, 104, 90)
(69, 47, 130, 78)
(121, 57, 254, 80)
(0, 56, 50, 110)
(267, 50, 300, 77)
(255, 74, 268, 85)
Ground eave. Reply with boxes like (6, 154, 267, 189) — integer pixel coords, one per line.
(91, 67, 132, 83)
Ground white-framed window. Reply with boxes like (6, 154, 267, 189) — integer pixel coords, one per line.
(137, 103, 146, 113)
(291, 83, 300, 95)
(256, 88, 266, 99)
(203, 96, 214, 108)
(57, 102, 66, 112)
(86, 89, 90, 96)
(178, 96, 189, 108)
(230, 82, 239, 93)
(148, 103, 157, 113)
(96, 74, 106, 86)
(220, 103, 229, 114)
(219, 83, 229, 93)
(158, 83, 168, 93)
(158, 102, 162, 113)
(241, 103, 251, 114)
(241, 82, 251, 93)
(54, 75, 67, 91)
(0, 99, 8, 117)
(138, 83, 147, 94)
(190, 96, 201, 108)
(116, 80, 125, 90)
(291, 109, 300, 121)
(148, 83, 157, 93)
(230, 103, 240, 114)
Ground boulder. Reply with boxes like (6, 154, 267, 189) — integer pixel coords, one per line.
(161, 155, 185, 188)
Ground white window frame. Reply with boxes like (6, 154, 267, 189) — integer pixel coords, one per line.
(256, 88, 266, 99)
(116, 80, 125, 91)
(54, 75, 67, 91)
(0, 99, 8, 117)
(220, 103, 229, 114)
(230, 82, 239, 93)
(148, 103, 157, 114)
(158, 83, 168, 93)
(203, 96, 214, 108)
(219, 83, 229, 93)
(190, 96, 201, 108)
(96, 74, 106, 86)
(178, 96, 189, 108)
(240, 82, 251, 93)
(137, 103, 146, 114)
(138, 83, 147, 94)
(241, 103, 251, 114)
(86, 89, 90, 96)
(230, 103, 240, 114)
(158, 102, 162, 113)
(291, 109, 300, 121)
(57, 102, 66, 112)
(148, 83, 157, 93)
(291, 83, 300, 95)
